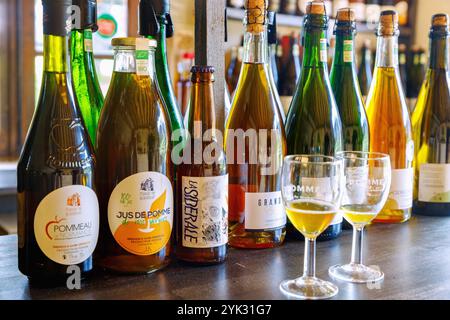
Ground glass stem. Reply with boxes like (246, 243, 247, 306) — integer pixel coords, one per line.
(351, 226, 364, 265)
(303, 238, 316, 278)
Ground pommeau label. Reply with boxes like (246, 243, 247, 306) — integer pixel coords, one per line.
(34, 185, 99, 265)
(182, 175, 228, 248)
(108, 172, 173, 256)
(244, 191, 286, 231)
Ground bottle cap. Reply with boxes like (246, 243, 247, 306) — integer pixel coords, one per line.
(245, 0, 268, 34)
(191, 66, 215, 82)
(336, 8, 355, 22)
(42, 0, 72, 36)
(72, 0, 98, 31)
(430, 13, 449, 38)
(377, 10, 399, 36)
(432, 13, 449, 27)
(306, 1, 326, 15)
(111, 37, 157, 48)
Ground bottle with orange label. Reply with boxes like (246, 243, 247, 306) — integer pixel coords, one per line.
(95, 37, 173, 274)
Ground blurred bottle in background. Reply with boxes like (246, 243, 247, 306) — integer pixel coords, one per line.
(176, 52, 195, 116)
(279, 34, 301, 114)
(399, 43, 408, 92)
(358, 40, 373, 101)
(407, 46, 427, 112)
(349, 0, 366, 22)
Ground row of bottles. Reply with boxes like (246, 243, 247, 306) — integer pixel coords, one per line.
(228, 0, 410, 25)
(17, 0, 450, 284)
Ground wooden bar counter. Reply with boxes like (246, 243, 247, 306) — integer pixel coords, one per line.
(1, 215, 450, 300)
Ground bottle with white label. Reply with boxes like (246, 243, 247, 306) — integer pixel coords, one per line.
(176, 66, 228, 264)
(285, 1, 344, 241)
(412, 14, 450, 216)
(95, 37, 173, 273)
(225, 0, 287, 249)
(17, 0, 99, 284)
(366, 11, 413, 223)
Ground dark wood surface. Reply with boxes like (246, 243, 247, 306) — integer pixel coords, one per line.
(1, 215, 450, 300)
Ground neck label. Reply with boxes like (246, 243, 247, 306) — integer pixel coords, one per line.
(136, 38, 149, 76)
(320, 38, 328, 63)
(84, 30, 93, 53)
(343, 40, 353, 63)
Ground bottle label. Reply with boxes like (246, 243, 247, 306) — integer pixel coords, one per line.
(385, 168, 413, 210)
(33, 185, 99, 266)
(244, 191, 286, 231)
(343, 40, 353, 63)
(320, 38, 328, 63)
(84, 30, 93, 53)
(419, 164, 450, 203)
(135, 38, 149, 76)
(108, 172, 173, 256)
(181, 175, 229, 249)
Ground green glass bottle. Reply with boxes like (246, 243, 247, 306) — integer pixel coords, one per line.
(139, 0, 185, 149)
(412, 14, 450, 216)
(70, 0, 104, 147)
(18, 0, 98, 284)
(357, 40, 373, 101)
(331, 9, 370, 230)
(285, 1, 344, 241)
(330, 9, 370, 153)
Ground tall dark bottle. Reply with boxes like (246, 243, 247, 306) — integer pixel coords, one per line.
(176, 66, 228, 264)
(412, 14, 450, 216)
(70, 0, 104, 147)
(279, 33, 301, 113)
(407, 47, 427, 111)
(358, 40, 373, 100)
(285, 1, 344, 241)
(139, 0, 185, 148)
(17, 0, 99, 283)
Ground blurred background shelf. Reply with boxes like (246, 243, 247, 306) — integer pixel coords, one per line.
(227, 6, 413, 36)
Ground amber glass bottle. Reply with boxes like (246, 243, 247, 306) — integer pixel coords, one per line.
(176, 66, 228, 264)
(366, 11, 413, 223)
(95, 38, 173, 273)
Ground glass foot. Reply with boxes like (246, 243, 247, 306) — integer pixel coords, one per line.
(280, 276, 338, 300)
(328, 263, 384, 284)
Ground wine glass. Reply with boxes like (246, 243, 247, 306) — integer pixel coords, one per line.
(280, 155, 344, 300)
(328, 151, 391, 283)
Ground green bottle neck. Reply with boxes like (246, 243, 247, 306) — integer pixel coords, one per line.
(302, 29, 328, 68)
(70, 29, 95, 59)
(429, 36, 449, 70)
(44, 35, 68, 73)
(333, 33, 356, 68)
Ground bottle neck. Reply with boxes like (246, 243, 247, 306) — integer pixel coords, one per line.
(188, 80, 216, 136)
(429, 36, 449, 70)
(44, 35, 68, 73)
(333, 32, 356, 68)
(243, 27, 268, 64)
(302, 28, 328, 68)
(113, 47, 156, 78)
(375, 35, 399, 68)
(71, 29, 94, 58)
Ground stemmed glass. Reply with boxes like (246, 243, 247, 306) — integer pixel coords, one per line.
(328, 151, 391, 283)
(280, 155, 344, 300)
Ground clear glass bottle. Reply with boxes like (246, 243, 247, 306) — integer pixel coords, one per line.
(95, 38, 173, 273)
